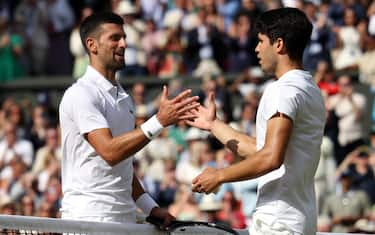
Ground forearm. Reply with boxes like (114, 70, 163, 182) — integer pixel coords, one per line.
(218, 146, 275, 183)
(103, 129, 150, 166)
(211, 119, 257, 158)
(132, 173, 146, 201)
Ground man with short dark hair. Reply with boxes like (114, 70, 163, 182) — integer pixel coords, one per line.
(187, 8, 326, 234)
(59, 12, 198, 226)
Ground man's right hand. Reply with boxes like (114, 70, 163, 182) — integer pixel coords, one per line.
(186, 92, 217, 131)
(156, 86, 199, 127)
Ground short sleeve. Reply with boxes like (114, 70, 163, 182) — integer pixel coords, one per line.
(71, 87, 109, 135)
(264, 85, 298, 122)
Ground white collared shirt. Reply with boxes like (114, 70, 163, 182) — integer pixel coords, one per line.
(254, 70, 326, 234)
(59, 66, 137, 221)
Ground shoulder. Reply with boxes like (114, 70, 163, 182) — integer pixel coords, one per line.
(62, 79, 100, 105)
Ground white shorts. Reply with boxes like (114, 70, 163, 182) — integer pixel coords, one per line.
(249, 213, 302, 235)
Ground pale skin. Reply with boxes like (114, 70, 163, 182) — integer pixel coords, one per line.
(83, 22, 199, 227)
(186, 33, 302, 194)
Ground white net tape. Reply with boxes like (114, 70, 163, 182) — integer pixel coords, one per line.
(0, 215, 367, 235)
(0, 215, 249, 235)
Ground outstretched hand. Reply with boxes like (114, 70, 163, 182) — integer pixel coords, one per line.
(185, 92, 216, 131)
(156, 86, 200, 127)
(192, 167, 221, 194)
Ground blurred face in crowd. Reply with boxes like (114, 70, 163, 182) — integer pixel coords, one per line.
(21, 195, 35, 216)
(46, 128, 59, 149)
(7, 104, 22, 126)
(4, 122, 17, 147)
(344, 8, 356, 26)
(338, 75, 352, 96)
(32, 106, 47, 128)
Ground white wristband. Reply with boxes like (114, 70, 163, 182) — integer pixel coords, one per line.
(135, 193, 158, 215)
(140, 115, 164, 140)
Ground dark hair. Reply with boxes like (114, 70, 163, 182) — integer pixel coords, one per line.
(79, 12, 124, 53)
(254, 7, 312, 61)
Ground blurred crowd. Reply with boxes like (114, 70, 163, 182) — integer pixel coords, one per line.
(1, 0, 375, 233)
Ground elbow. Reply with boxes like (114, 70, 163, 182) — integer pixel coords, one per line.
(269, 159, 283, 171)
(100, 149, 119, 167)
(263, 149, 283, 172)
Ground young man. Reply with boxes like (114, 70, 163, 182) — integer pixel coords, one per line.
(186, 8, 326, 235)
(59, 12, 199, 227)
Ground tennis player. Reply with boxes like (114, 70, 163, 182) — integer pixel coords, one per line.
(59, 12, 199, 227)
(187, 8, 326, 235)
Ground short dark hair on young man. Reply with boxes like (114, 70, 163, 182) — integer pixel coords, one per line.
(79, 12, 124, 53)
(254, 7, 312, 61)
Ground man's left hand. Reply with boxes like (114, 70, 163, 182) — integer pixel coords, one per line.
(149, 207, 175, 230)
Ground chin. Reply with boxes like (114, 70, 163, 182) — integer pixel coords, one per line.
(112, 63, 125, 71)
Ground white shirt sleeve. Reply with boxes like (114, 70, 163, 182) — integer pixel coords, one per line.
(264, 85, 298, 122)
(70, 87, 109, 135)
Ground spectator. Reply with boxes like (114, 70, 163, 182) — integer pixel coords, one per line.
(157, 26, 185, 78)
(302, 1, 335, 72)
(117, 1, 147, 76)
(236, 0, 261, 28)
(227, 13, 258, 72)
(315, 136, 336, 214)
(315, 61, 339, 96)
(37, 198, 58, 218)
(70, 6, 93, 79)
(217, 190, 247, 229)
(0, 195, 16, 215)
(320, 169, 370, 233)
(328, 74, 367, 163)
(184, 7, 229, 73)
(198, 193, 224, 225)
(332, 7, 362, 71)
(336, 147, 375, 203)
(26, 105, 49, 151)
(0, 121, 33, 169)
(169, 184, 202, 221)
(32, 126, 61, 174)
(45, 0, 75, 75)
(156, 158, 178, 208)
(0, 16, 24, 81)
(141, 19, 166, 75)
(14, 0, 48, 76)
(20, 194, 35, 216)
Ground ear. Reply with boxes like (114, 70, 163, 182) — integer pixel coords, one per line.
(274, 38, 286, 54)
(86, 37, 98, 54)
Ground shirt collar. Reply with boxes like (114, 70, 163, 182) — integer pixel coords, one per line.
(85, 65, 129, 99)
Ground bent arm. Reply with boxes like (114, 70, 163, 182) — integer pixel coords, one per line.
(86, 128, 150, 166)
(132, 172, 146, 201)
(217, 114, 293, 183)
(210, 119, 257, 158)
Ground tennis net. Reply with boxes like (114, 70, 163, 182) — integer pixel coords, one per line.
(0, 215, 368, 235)
(0, 215, 249, 235)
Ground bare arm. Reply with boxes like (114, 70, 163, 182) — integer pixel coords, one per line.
(186, 92, 257, 156)
(210, 119, 256, 158)
(132, 172, 146, 201)
(86, 128, 150, 166)
(217, 113, 292, 182)
(186, 92, 293, 193)
(192, 114, 293, 193)
(87, 87, 199, 166)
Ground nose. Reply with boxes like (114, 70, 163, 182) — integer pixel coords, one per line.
(255, 43, 260, 53)
(119, 37, 127, 49)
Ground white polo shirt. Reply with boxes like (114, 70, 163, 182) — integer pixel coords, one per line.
(59, 66, 137, 222)
(254, 70, 326, 234)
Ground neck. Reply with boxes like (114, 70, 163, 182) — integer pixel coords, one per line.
(90, 60, 117, 85)
(275, 58, 303, 79)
